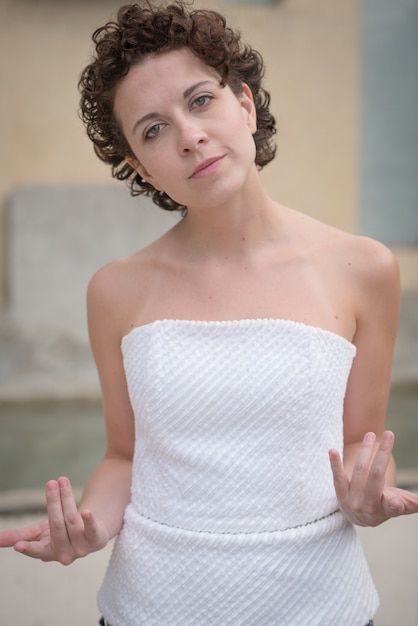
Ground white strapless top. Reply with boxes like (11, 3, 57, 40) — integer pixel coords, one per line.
(98, 319, 378, 625)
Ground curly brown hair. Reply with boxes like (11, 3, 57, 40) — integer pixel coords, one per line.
(79, 1, 276, 213)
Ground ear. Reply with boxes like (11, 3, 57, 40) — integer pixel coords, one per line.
(239, 83, 257, 134)
(125, 156, 163, 191)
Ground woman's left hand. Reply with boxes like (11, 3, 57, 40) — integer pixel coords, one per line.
(329, 430, 418, 527)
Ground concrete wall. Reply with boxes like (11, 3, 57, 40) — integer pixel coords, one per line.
(0, 186, 178, 400)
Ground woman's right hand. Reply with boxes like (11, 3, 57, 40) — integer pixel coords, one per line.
(0, 476, 109, 565)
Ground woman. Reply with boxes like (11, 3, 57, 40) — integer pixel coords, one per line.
(1, 2, 417, 624)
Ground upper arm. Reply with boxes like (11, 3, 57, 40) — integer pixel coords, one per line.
(342, 238, 400, 445)
(87, 263, 135, 461)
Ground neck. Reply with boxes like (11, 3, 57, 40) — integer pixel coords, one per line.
(175, 181, 284, 261)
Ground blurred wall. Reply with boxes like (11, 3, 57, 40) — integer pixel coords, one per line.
(361, 0, 418, 247)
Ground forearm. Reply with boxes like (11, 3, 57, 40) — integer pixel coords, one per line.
(343, 439, 397, 487)
(80, 456, 132, 540)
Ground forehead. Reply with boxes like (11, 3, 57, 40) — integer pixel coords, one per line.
(140, 47, 215, 76)
(115, 48, 218, 105)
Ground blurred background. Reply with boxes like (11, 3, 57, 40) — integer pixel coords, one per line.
(0, 0, 417, 624)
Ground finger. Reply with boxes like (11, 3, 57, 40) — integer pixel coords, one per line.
(349, 432, 376, 493)
(0, 519, 49, 547)
(364, 431, 395, 504)
(14, 538, 54, 562)
(382, 494, 405, 517)
(329, 448, 350, 504)
(80, 510, 103, 549)
(0, 531, 23, 548)
(45, 480, 70, 546)
(57, 477, 84, 542)
(383, 487, 418, 517)
(0, 522, 42, 547)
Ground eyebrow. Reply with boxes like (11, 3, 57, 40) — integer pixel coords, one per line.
(183, 79, 215, 100)
(132, 80, 217, 135)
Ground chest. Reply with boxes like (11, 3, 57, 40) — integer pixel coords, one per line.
(134, 257, 356, 341)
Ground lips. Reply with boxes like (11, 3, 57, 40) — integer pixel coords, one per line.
(190, 156, 224, 179)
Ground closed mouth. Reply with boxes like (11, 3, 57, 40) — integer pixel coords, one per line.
(190, 156, 224, 178)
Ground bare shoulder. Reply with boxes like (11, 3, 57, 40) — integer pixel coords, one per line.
(285, 209, 400, 340)
(86, 228, 175, 336)
(87, 255, 138, 311)
(290, 209, 399, 289)
(339, 233, 400, 295)
(86, 249, 153, 333)
(321, 228, 401, 341)
(87, 228, 172, 298)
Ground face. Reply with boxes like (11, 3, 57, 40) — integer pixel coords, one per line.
(113, 47, 258, 211)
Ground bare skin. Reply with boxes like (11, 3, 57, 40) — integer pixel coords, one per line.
(1, 47, 417, 564)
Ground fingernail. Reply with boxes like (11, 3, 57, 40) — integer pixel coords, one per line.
(364, 432, 375, 443)
(58, 477, 69, 488)
(46, 481, 58, 491)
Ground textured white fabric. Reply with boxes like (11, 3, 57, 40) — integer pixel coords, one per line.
(98, 319, 379, 625)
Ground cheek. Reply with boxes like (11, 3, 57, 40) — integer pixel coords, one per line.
(233, 119, 257, 159)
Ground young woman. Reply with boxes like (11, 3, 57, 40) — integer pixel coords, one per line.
(1, 3, 417, 624)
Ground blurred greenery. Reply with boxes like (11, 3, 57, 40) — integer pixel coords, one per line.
(0, 400, 105, 491)
(385, 385, 418, 470)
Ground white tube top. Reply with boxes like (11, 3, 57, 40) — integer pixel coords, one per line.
(98, 319, 378, 625)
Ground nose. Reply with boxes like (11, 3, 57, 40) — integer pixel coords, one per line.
(177, 120, 208, 154)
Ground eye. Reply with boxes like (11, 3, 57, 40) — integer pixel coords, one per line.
(144, 122, 165, 140)
(191, 94, 213, 109)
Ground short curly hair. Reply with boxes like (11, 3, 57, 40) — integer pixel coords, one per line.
(79, 1, 276, 213)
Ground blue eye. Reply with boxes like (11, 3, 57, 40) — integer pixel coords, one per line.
(192, 95, 212, 108)
(145, 123, 164, 140)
